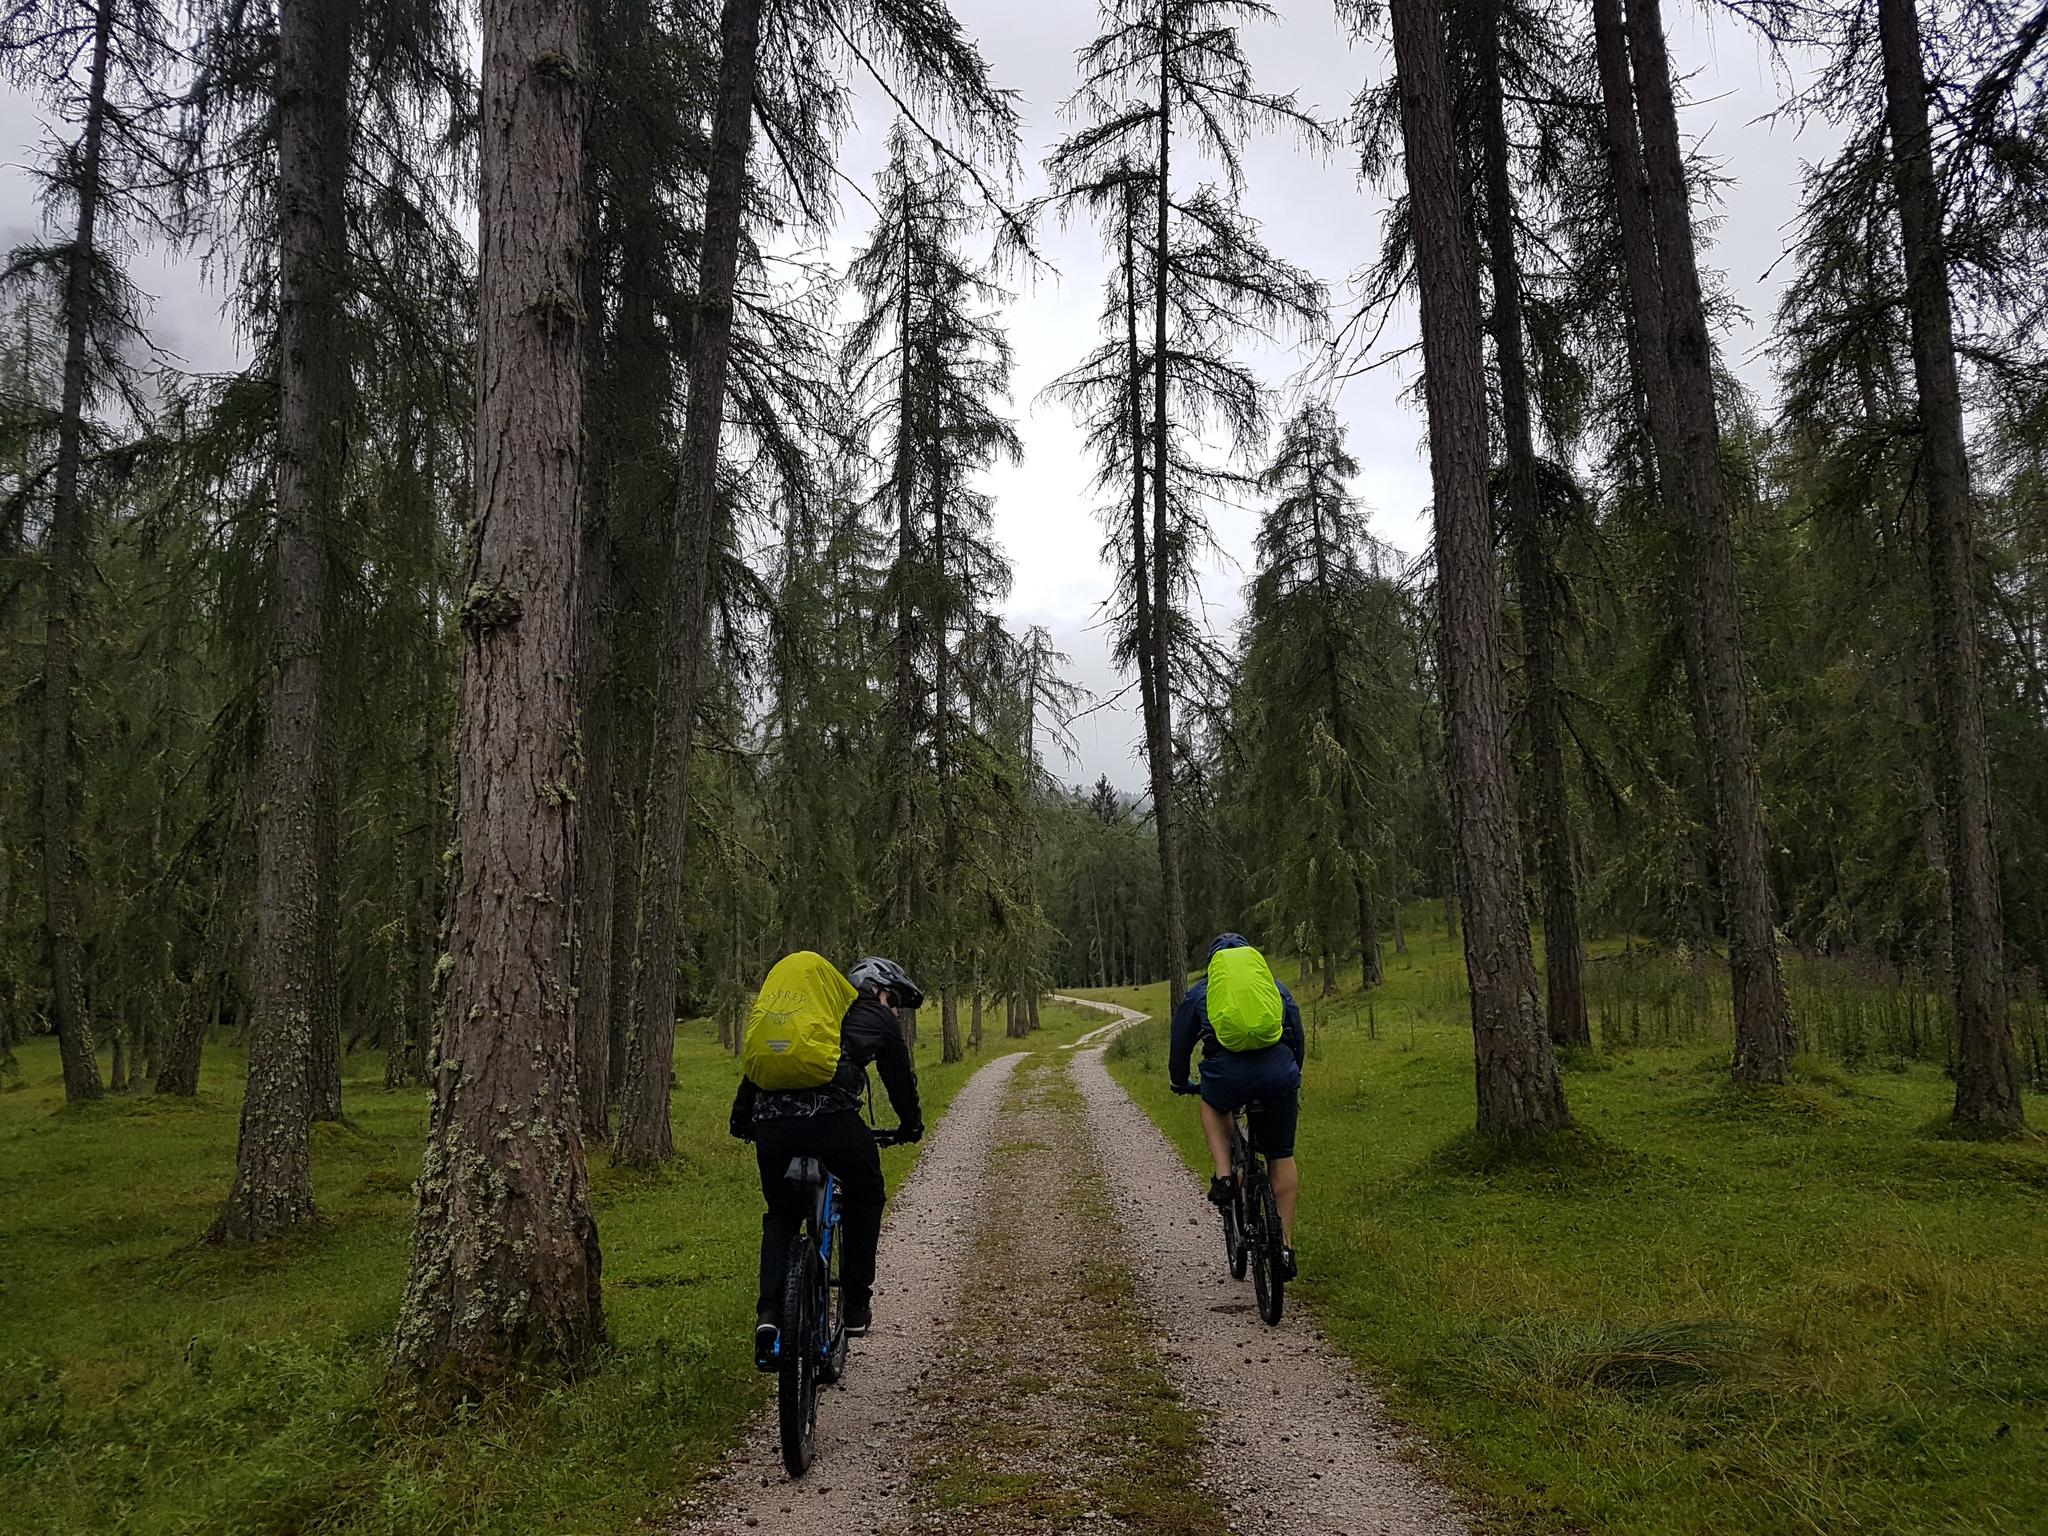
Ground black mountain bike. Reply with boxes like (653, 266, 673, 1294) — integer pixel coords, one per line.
(770, 1128, 903, 1477)
(1182, 1083, 1285, 1325)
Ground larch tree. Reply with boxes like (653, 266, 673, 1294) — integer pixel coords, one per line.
(2, 0, 181, 1102)
(619, 0, 1016, 1165)
(1876, 0, 2023, 1130)
(1592, 0, 1795, 1085)
(1383, 0, 1569, 1131)
(1469, 0, 1588, 1045)
(842, 121, 1020, 1064)
(1045, 0, 1327, 1005)
(387, 0, 605, 1386)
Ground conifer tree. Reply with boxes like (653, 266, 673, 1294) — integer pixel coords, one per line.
(622, 0, 1017, 1161)
(1384, 0, 1569, 1131)
(1045, 0, 1326, 1004)
(1239, 403, 1402, 987)
(389, 0, 604, 1387)
(3, 0, 182, 1101)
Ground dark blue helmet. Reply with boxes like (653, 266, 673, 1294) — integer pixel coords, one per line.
(1206, 932, 1250, 962)
(848, 955, 925, 1010)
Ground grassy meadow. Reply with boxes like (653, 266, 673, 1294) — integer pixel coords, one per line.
(0, 1000, 1110, 1536)
(1095, 916, 2048, 1536)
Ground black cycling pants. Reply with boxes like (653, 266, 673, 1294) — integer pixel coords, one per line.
(753, 1111, 886, 1318)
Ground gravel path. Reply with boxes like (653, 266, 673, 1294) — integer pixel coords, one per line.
(669, 1050, 1025, 1536)
(670, 1011, 1466, 1536)
(1071, 1043, 1469, 1536)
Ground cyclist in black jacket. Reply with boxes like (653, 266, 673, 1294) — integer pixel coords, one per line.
(730, 956, 924, 1368)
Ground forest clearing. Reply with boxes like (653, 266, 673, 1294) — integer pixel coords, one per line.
(3, 0, 2046, 1530)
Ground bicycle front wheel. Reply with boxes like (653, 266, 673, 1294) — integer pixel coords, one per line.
(1250, 1176, 1285, 1325)
(777, 1234, 819, 1477)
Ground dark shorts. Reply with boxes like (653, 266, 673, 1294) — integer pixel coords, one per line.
(1198, 1045, 1301, 1159)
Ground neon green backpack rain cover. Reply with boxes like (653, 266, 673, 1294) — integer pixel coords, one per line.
(1206, 944, 1284, 1052)
(743, 951, 855, 1090)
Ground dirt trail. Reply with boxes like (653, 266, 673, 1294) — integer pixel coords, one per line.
(671, 1050, 1024, 1536)
(671, 1021, 1465, 1536)
(1072, 1044, 1467, 1536)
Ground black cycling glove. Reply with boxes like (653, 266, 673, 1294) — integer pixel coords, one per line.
(898, 1122, 925, 1144)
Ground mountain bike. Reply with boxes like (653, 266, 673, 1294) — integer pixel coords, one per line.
(1226, 1101, 1286, 1325)
(1180, 1082, 1285, 1325)
(770, 1127, 904, 1477)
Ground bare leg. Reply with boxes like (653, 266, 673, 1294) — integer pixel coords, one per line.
(1269, 1155, 1298, 1245)
(1197, 1099, 1234, 1179)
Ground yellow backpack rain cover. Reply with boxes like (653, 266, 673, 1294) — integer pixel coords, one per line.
(1206, 944, 1284, 1052)
(743, 951, 856, 1090)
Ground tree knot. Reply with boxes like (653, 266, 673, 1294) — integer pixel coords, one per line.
(461, 583, 524, 634)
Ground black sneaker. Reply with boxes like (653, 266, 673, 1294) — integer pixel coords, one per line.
(753, 1317, 780, 1371)
(844, 1299, 873, 1337)
(1207, 1175, 1235, 1209)
(1280, 1246, 1298, 1281)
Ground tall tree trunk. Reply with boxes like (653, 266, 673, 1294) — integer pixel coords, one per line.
(40, 0, 112, 1105)
(1150, 40, 1188, 1008)
(1477, 8, 1588, 1047)
(1388, 0, 1568, 1133)
(618, 0, 762, 1168)
(1879, 0, 2023, 1132)
(606, 694, 646, 1106)
(389, 0, 604, 1384)
(1619, 0, 1794, 1083)
(156, 985, 205, 1096)
(573, 226, 616, 1141)
(310, 727, 343, 1120)
(212, 0, 351, 1238)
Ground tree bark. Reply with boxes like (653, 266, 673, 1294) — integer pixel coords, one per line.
(40, 0, 112, 1105)
(1477, 7, 1587, 1047)
(1619, 0, 1793, 1083)
(1878, 0, 2023, 1131)
(573, 232, 616, 1141)
(155, 982, 205, 1096)
(212, 0, 352, 1238)
(1388, 0, 1568, 1133)
(389, 0, 604, 1385)
(1150, 35, 1188, 1008)
(618, 0, 762, 1168)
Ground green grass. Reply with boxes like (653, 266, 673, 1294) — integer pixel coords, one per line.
(0, 1001, 1101, 1536)
(1095, 916, 2048, 1536)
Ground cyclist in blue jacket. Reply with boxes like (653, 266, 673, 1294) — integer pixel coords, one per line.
(1169, 932, 1303, 1277)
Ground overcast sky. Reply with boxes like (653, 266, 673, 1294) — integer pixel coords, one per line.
(0, 3, 1840, 794)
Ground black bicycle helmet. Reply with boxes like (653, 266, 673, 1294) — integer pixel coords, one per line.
(847, 955, 925, 1010)
(1206, 932, 1251, 962)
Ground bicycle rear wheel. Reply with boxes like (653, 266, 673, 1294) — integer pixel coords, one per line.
(819, 1215, 848, 1386)
(1250, 1174, 1285, 1325)
(1227, 1139, 1251, 1280)
(777, 1235, 819, 1477)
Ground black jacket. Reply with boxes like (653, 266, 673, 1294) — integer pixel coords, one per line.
(729, 996, 922, 1135)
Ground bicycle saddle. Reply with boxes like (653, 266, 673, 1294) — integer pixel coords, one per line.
(784, 1155, 828, 1186)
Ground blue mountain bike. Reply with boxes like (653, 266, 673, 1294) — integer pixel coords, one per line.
(770, 1127, 904, 1477)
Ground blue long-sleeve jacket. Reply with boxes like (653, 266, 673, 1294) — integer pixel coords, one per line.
(1169, 977, 1305, 1089)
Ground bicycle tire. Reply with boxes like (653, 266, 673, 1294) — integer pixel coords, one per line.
(819, 1212, 848, 1386)
(1220, 1138, 1253, 1277)
(777, 1234, 818, 1477)
(1252, 1176, 1285, 1325)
